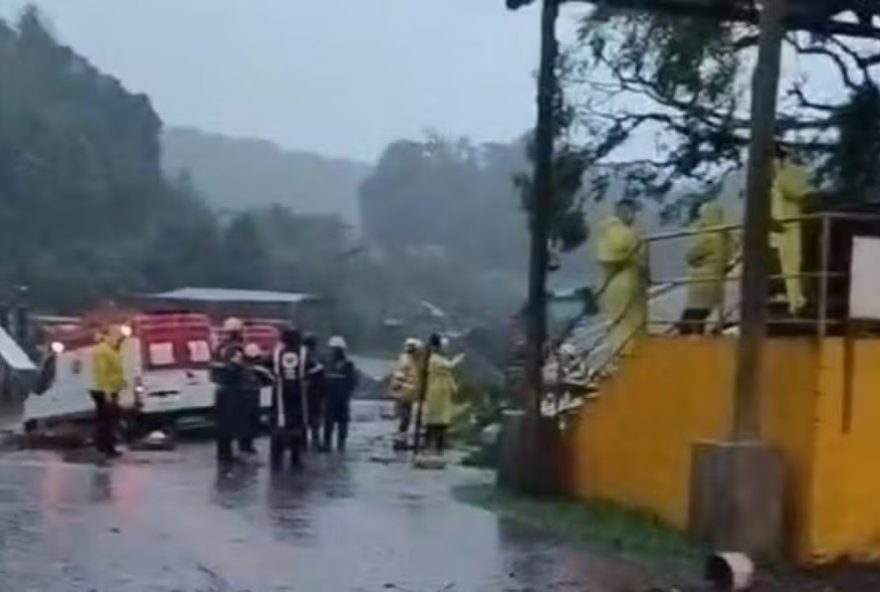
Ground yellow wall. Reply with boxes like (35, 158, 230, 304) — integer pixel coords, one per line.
(807, 339, 880, 563)
(564, 336, 822, 561)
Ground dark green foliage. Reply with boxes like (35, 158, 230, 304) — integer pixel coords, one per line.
(826, 82, 880, 203)
(0, 9, 217, 311)
(567, 7, 880, 208)
(0, 8, 355, 314)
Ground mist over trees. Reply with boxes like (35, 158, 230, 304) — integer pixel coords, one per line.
(0, 8, 349, 314)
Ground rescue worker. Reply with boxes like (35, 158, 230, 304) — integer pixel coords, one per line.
(269, 326, 308, 469)
(323, 336, 358, 452)
(302, 333, 326, 451)
(211, 318, 248, 466)
(681, 201, 731, 334)
(90, 325, 127, 457)
(239, 342, 273, 455)
(422, 334, 463, 456)
(596, 199, 647, 357)
(772, 143, 811, 316)
(391, 338, 421, 449)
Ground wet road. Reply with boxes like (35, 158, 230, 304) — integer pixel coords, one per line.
(0, 425, 656, 592)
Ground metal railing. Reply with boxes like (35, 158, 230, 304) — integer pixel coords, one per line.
(549, 211, 880, 401)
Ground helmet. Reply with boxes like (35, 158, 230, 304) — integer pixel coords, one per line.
(244, 343, 262, 358)
(303, 333, 318, 348)
(280, 325, 301, 348)
(328, 336, 347, 350)
(559, 343, 577, 357)
(223, 317, 244, 332)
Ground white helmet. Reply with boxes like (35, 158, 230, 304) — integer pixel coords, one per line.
(328, 336, 347, 350)
(223, 317, 244, 332)
(244, 342, 262, 358)
(559, 343, 577, 357)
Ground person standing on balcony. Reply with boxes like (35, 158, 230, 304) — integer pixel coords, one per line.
(772, 143, 811, 316)
(596, 199, 647, 357)
(681, 201, 732, 334)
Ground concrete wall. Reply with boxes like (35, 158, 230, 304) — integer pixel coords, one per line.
(563, 336, 880, 564)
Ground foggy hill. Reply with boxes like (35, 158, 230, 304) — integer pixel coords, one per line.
(162, 127, 371, 225)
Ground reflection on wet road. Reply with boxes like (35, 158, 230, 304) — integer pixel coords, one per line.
(0, 426, 653, 591)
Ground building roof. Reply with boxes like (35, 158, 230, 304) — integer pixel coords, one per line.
(148, 288, 320, 305)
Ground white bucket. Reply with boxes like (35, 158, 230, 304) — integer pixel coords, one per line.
(705, 552, 755, 590)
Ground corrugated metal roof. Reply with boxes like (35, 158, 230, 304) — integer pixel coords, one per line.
(149, 288, 319, 305)
(0, 327, 35, 372)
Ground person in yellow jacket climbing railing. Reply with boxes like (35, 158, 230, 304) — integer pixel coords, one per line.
(596, 198, 647, 358)
(681, 200, 733, 334)
(91, 325, 127, 457)
(772, 143, 811, 316)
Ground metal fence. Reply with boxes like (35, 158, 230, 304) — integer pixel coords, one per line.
(553, 211, 880, 387)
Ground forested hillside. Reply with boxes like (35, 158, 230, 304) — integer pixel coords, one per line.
(0, 9, 347, 314)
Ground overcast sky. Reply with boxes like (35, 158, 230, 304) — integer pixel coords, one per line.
(1, 0, 591, 163)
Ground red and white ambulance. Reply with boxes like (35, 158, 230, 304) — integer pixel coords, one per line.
(26, 311, 280, 430)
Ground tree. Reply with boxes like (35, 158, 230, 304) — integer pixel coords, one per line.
(565, 5, 880, 209)
(0, 7, 227, 311)
(217, 213, 268, 289)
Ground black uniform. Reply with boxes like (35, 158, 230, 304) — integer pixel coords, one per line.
(239, 355, 274, 453)
(302, 336, 325, 450)
(323, 354, 358, 451)
(269, 343, 309, 469)
(211, 340, 247, 465)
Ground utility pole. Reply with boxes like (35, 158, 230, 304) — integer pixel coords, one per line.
(519, 0, 559, 420)
(732, 0, 788, 441)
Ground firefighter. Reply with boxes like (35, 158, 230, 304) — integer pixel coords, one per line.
(681, 201, 731, 334)
(772, 143, 811, 316)
(391, 338, 421, 449)
(269, 326, 308, 469)
(323, 336, 358, 452)
(240, 342, 273, 455)
(211, 318, 248, 467)
(302, 333, 326, 451)
(90, 325, 127, 458)
(596, 199, 647, 357)
(422, 334, 463, 456)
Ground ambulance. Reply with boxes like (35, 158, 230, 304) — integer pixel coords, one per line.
(26, 311, 280, 431)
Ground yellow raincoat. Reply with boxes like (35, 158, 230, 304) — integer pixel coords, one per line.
(596, 216, 647, 356)
(391, 352, 419, 403)
(771, 159, 810, 314)
(424, 354, 459, 426)
(92, 340, 126, 395)
(686, 202, 731, 313)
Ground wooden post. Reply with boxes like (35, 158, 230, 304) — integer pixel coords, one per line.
(524, 0, 559, 421)
(732, 0, 788, 441)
